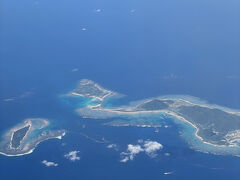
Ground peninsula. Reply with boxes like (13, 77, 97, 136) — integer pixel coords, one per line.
(64, 79, 240, 155)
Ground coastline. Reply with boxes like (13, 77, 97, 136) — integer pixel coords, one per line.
(75, 94, 240, 151)
(9, 121, 32, 150)
(62, 79, 240, 156)
(0, 131, 66, 157)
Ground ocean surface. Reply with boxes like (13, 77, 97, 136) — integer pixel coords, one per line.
(1, 0, 240, 179)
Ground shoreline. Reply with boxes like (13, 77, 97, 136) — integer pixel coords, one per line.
(9, 122, 32, 150)
(102, 107, 228, 148)
(63, 79, 240, 155)
(76, 95, 240, 149)
(0, 131, 66, 157)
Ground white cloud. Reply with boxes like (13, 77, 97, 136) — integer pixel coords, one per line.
(127, 144, 144, 158)
(120, 140, 163, 162)
(3, 98, 16, 102)
(143, 141, 163, 157)
(106, 144, 119, 151)
(107, 144, 117, 149)
(19, 91, 33, 98)
(161, 74, 178, 80)
(95, 9, 102, 13)
(164, 171, 174, 175)
(164, 152, 170, 156)
(72, 68, 79, 72)
(120, 144, 144, 162)
(64, 151, 80, 162)
(130, 9, 136, 13)
(42, 160, 58, 167)
(3, 91, 33, 102)
(120, 156, 129, 163)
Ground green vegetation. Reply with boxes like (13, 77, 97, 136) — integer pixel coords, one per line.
(177, 106, 240, 145)
(137, 99, 172, 111)
(11, 125, 30, 148)
(73, 79, 110, 99)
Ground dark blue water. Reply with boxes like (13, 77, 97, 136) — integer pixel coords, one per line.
(1, 0, 240, 179)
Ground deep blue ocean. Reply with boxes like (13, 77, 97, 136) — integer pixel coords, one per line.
(0, 0, 240, 179)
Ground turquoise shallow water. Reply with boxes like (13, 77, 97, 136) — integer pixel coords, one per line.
(1, 79, 240, 180)
(67, 93, 240, 157)
(1, 76, 240, 180)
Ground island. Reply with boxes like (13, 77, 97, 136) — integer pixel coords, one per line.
(0, 118, 65, 156)
(11, 125, 30, 149)
(71, 79, 120, 101)
(133, 98, 240, 146)
(136, 99, 173, 111)
(63, 79, 240, 155)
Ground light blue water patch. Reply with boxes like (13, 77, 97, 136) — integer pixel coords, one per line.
(169, 115, 240, 156)
(104, 109, 240, 156)
(61, 95, 100, 109)
(105, 112, 173, 127)
(101, 96, 124, 108)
